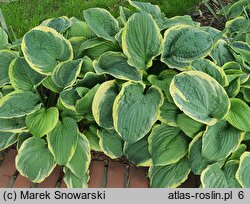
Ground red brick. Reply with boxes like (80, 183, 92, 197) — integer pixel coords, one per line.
(106, 162, 125, 188)
(0, 149, 17, 176)
(0, 175, 11, 188)
(37, 166, 61, 188)
(129, 165, 149, 188)
(13, 174, 31, 188)
(88, 161, 105, 188)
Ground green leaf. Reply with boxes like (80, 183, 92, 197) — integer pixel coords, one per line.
(159, 101, 179, 126)
(92, 80, 119, 129)
(202, 120, 242, 161)
(229, 144, 247, 160)
(42, 76, 62, 93)
(16, 137, 56, 183)
(26, 107, 59, 138)
(148, 124, 188, 166)
(63, 167, 89, 188)
(149, 157, 190, 188)
(93, 51, 142, 81)
(123, 136, 152, 167)
(160, 15, 200, 29)
(236, 151, 250, 187)
(225, 77, 241, 98)
(58, 88, 81, 111)
(113, 82, 163, 143)
(176, 113, 204, 138)
(128, 0, 167, 30)
(83, 8, 119, 41)
(201, 162, 241, 188)
(188, 132, 212, 175)
(0, 90, 42, 118)
(0, 132, 18, 151)
(0, 27, 9, 49)
(66, 133, 91, 178)
(0, 50, 19, 88)
(148, 70, 177, 103)
(76, 84, 100, 121)
(16, 132, 32, 151)
(22, 26, 73, 75)
(75, 72, 106, 89)
(52, 60, 82, 89)
(191, 59, 228, 86)
(67, 17, 95, 39)
(161, 26, 212, 70)
(0, 116, 26, 133)
(210, 39, 235, 66)
(170, 71, 230, 125)
(41, 16, 71, 33)
(47, 117, 79, 165)
(225, 98, 250, 131)
(82, 125, 101, 152)
(122, 12, 163, 70)
(98, 129, 123, 159)
(9, 57, 45, 91)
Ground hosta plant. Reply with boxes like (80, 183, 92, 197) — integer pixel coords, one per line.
(0, 0, 250, 188)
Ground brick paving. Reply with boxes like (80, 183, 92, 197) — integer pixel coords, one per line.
(0, 148, 197, 188)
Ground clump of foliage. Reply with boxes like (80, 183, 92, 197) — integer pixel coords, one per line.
(0, 0, 250, 188)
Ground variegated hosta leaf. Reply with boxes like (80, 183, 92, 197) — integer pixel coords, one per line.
(201, 162, 241, 188)
(47, 117, 79, 165)
(161, 15, 200, 30)
(80, 38, 120, 60)
(0, 50, 19, 88)
(225, 98, 250, 131)
(159, 101, 179, 126)
(122, 12, 163, 70)
(149, 157, 191, 188)
(0, 90, 42, 118)
(210, 39, 235, 66)
(0, 116, 26, 133)
(92, 80, 119, 129)
(42, 76, 62, 93)
(202, 120, 242, 161)
(0, 27, 9, 49)
(93, 51, 142, 81)
(225, 77, 241, 98)
(9, 57, 45, 91)
(75, 72, 106, 89)
(26, 107, 59, 138)
(76, 84, 100, 122)
(40, 16, 71, 33)
(16, 132, 32, 151)
(82, 125, 101, 152)
(170, 71, 230, 125)
(225, 17, 250, 36)
(113, 82, 163, 143)
(148, 70, 177, 103)
(63, 167, 89, 188)
(128, 0, 167, 30)
(161, 26, 212, 70)
(226, 0, 249, 19)
(236, 152, 250, 187)
(66, 133, 91, 178)
(188, 132, 211, 175)
(69, 36, 86, 57)
(16, 137, 56, 183)
(119, 6, 133, 26)
(230, 41, 250, 69)
(52, 60, 82, 89)
(0, 132, 18, 151)
(229, 144, 247, 160)
(191, 59, 228, 86)
(176, 113, 204, 138)
(123, 136, 152, 167)
(148, 124, 188, 166)
(22, 26, 73, 75)
(58, 88, 83, 111)
(79, 56, 94, 76)
(97, 129, 123, 159)
(67, 17, 95, 39)
(83, 8, 119, 42)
